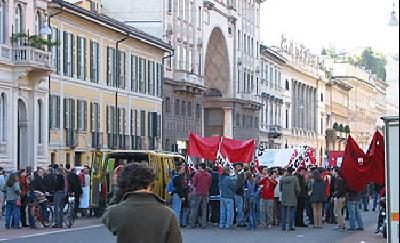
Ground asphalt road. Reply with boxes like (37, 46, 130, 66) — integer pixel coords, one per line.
(0, 210, 385, 243)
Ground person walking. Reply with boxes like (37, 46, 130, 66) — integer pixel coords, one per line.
(233, 163, 246, 227)
(309, 170, 326, 229)
(259, 168, 277, 229)
(347, 189, 364, 231)
(332, 168, 347, 231)
(52, 167, 65, 228)
(209, 165, 220, 226)
(18, 169, 29, 227)
(102, 163, 182, 243)
(243, 172, 256, 230)
(280, 167, 300, 231)
(295, 167, 308, 227)
(219, 166, 236, 229)
(188, 163, 211, 229)
(2, 173, 21, 229)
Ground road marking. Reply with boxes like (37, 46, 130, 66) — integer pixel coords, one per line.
(0, 224, 103, 241)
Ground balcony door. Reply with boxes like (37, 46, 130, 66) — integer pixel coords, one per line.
(18, 99, 28, 170)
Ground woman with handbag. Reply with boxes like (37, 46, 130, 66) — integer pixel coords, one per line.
(2, 173, 21, 229)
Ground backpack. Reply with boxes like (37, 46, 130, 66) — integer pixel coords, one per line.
(166, 174, 178, 194)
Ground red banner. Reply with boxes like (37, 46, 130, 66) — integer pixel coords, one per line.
(340, 135, 374, 191)
(187, 132, 221, 160)
(220, 137, 255, 163)
(328, 151, 345, 167)
(366, 131, 385, 185)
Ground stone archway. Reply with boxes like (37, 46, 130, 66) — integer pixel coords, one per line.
(204, 27, 230, 97)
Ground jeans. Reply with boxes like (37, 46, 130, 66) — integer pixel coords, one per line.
(209, 199, 220, 224)
(188, 195, 208, 228)
(5, 200, 20, 229)
(281, 206, 296, 230)
(180, 206, 189, 226)
(171, 194, 182, 224)
(219, 197, 234, 229)
(372, 191, 378, 210)
(234, 195, 244, 225)
(54, 192, 65, 226)
(347, 201, 364, 229)
(245, 197, 255, 229)
(360, 197, 369, 210)
(254, 191, 260, 224)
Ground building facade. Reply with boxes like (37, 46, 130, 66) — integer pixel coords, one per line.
(259, 45, 285, 148)
(0, 0, 53, 171)
(271, 38, 327, 164)
(46, 0, 171, 167)
(102, 0, 264, 154)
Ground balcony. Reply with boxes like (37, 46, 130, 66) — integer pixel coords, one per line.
(266, 125, 283, 138)
(65, 129, 78, 148)
(0, 44, 12, 63)
(91, 132, 103, 149)
(170, 71, 206, 94)
(12, 45, 52, 69)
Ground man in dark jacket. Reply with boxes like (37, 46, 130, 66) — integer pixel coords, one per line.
(67, 167, 83, 219)
(295, 167, 308, 227)
(52, 167, 65, 228)
(171, 166, 186, 226)
(209, 165, 220, 225)
(234, 163, 246, 227)
(219, 166, 236, 229)
(103, 163, 182, 243)
(280, 167, 300, 231)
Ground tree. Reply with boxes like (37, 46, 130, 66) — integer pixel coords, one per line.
(355, 47, 387, 81)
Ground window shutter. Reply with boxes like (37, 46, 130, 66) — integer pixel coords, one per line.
(70, 34, 75, 77)
(153, 112, 157, 139)
(70, 99, 75, 130)
(90, 102, 93, 132)
(90, 41, 93, 82)
(49, 95, 53, 128)
(123, 108, 127, 135)
(77, 100, 82, 131)
(63, 31, 68, 76)
(96, 43, 100, 84)
(63, 98, 67, 129)
(77, 37, 82, 79)
(134, 110, 138, 136)
(56, 96, 60, 128)
(97, 103, 100, 132)
(106, 106, 109, 133)
(84, 101, 87, 131)
(148, 112, 151, 138)
(83, 38, 87, 81)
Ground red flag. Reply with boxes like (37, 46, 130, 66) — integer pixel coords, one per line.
(340, 135, 373, 191)
(366, 131, 385, 185)
(187, 132, 221, 160)
(220, 138, 255, 163)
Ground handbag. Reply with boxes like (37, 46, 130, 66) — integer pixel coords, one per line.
(16, 199, 21, 207)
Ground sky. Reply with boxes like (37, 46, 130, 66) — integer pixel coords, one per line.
(260, 0, 400, 55)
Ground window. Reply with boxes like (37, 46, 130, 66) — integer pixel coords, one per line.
(131, 55, 139, 92)
(38, 100, 43, 144)
(77, 36, 86, 80)
(0, 0, 5, 43)
(198, 6, 202, 29)
(52, 28, 61, 74)
(0, 93, 6, 141)
(242, 115, 246, 127)
(90, 102, 100, 132)
(50, 95, 60, 129)
(140, 110, 146, 136)
(35, 11, 41, 36)
(321, 93, 324, 102)
(14, 4, 23, 36)
(187, 102, 192, 117)
(181, 101, 186, 116)
(285, 79, 290, 91)
(237, 30, 241, 49)
(196, 104, 201, 120)
(165, 97, 171, 113)
(90, 41, 99, 83)
(175, 99, 180, 116)
(157, 63, 162, 97)
(198, 52, 202, 75)
(254, 117, 258, 129)
(243, 34, 246, 53)
(77, 100, 87, 131)
(63, 32, 75, 77)
(106, 105, 116, 147)
(285, 109, 289, 129)
(235, 113, 240, 126)
(107, 46, 116, 86)
(139, 58, 146, 93)
(320, 117, 324, 134)
(117, 51, 126, 89)
(148, 60, 154, 95)
(167, 0, 172, 13)
(63, 98, 75, 129)
(237, 70, 241, 92)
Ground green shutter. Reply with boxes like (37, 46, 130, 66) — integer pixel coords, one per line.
(63, 31, 68, 76)
(84, 101, 87, 131)
(70, 34, 75, 78)
(90, 41, 93, 82)
(83, 38, 87, 81)
(56, 96, 60, 128)
(77, 37, 82, 79)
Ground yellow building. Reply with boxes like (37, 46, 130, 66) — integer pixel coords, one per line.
(47, 0, 172, 167)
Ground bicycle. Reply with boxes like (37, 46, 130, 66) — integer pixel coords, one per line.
(30, 191, 54, 229)
(63, 192, 76, 228)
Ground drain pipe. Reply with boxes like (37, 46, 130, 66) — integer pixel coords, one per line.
(161, 50, 174, 150)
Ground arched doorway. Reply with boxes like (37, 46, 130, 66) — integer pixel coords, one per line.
(203, 27, 231, 137)
(18, 99, 28, 170)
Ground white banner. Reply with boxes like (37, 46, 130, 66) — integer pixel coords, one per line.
(257, 149, 295, 167)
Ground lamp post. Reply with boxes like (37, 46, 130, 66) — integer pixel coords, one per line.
(115, 36, 128, 149)
(389, 3, 399, 27)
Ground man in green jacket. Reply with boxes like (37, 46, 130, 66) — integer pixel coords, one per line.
(280, 167, 300, 231)
(102, 163, 182, 243)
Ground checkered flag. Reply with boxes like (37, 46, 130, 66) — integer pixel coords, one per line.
(187, 156, 196, 170)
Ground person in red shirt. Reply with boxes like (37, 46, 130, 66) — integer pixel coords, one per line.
(259, 167, 278, 228)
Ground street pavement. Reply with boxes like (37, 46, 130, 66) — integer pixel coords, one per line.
(0, 209, 385, 243)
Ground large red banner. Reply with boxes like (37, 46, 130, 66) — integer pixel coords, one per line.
(366, 131, 385, 185)
(220, 137, 256, 163)
(186, 132, 221, 160)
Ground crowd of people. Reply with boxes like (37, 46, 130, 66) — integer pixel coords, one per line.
(0, 165, 100, 229)
(168, 162, 385, 232)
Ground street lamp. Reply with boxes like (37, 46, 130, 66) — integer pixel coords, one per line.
(389, 3, 399, 27)
(40, 20, 52, 36)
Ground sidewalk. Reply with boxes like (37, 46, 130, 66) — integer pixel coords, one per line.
(0, 216, 103, 241)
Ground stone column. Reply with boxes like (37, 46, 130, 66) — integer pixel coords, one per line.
(223, 108, 233, 139)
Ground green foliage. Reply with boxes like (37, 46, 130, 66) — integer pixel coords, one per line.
(345, 125, 350, 134)
(333, 122, 339, 131)
(348, 47, 387, 81)
(10, 33, 59, 50)
(339, 124, 344, 132)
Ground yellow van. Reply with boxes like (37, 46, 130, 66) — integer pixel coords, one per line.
(90, 150, 185, 207)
